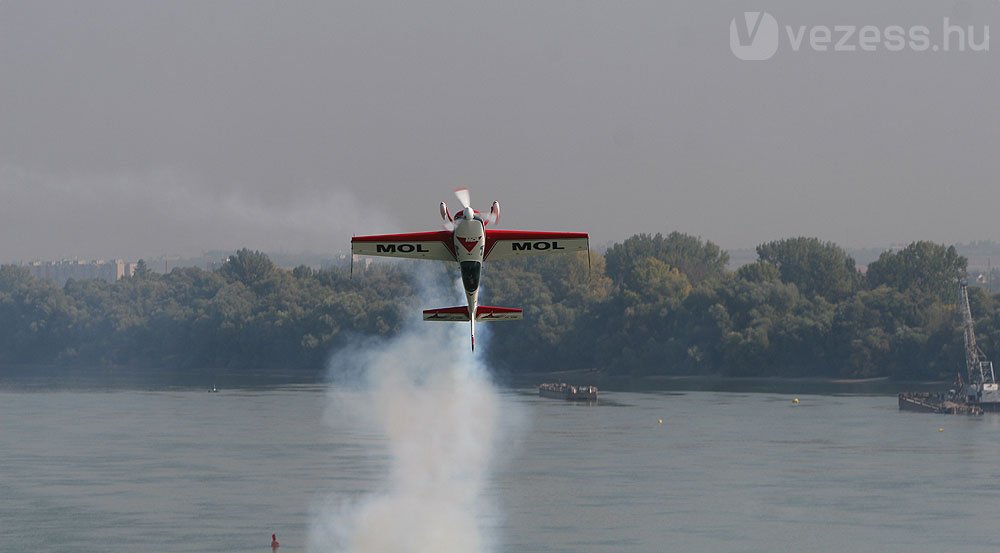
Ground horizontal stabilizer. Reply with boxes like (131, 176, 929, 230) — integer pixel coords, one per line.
(423, 306, 523, 322)
(475, 306, 522, 321)
(423, 306, 471, 322)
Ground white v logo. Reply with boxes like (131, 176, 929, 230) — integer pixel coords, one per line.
(735, 12, 766, 46)
(730, 12, 779, 61)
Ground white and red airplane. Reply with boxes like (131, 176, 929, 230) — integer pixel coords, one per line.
(351, 188, 589, 351)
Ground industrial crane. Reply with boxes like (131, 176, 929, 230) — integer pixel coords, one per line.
(959, 282, 999, 406)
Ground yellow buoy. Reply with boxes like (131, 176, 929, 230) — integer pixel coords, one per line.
(939, 427, 944, 432)
(792, 398, 800, 404)
(657, 418, 664, 425)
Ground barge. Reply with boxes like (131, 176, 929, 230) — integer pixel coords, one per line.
(538, 382, 599, 401)
(899, 282, 997, 415)
(898, 392, 982, 415)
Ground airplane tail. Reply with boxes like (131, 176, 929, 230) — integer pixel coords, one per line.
(423, 306, 522, 351)
(422, 306, 523, 322)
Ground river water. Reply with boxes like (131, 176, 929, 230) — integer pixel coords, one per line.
(2, 382, 1000, 553)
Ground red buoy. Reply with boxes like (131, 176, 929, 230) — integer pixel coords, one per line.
(271, 533, 280, 550)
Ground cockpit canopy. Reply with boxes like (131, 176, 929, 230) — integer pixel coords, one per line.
(460, 261, 481, 293)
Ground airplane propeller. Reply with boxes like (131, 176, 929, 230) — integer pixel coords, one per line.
(452, 188, 500, 226)
(455, 188, 472, 213)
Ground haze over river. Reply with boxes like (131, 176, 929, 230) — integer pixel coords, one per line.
(3, 380, 1000, 553)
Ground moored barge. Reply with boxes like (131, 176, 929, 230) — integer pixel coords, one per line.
(538, 382, 599, 401)
(899, 282, 997, 416)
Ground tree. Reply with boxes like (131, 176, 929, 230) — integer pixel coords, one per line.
(0, 265, 33, 291)
(219, 248, 276, 287)
(133, 259, 153, 279)
(831, 286, 959, 379)
(756, 237, 860, 301)
(736, 260, 781, 283)
(620, 257, 692, 315)
(714, 276, 835, 376)
(0, 267, 79, 364)
(604, 232, 729, 285)
(865, 241, 966, 301)
(292, 265, 315, 279)
(0, 233, 983, 381)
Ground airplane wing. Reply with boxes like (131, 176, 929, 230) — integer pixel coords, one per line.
(484, 230, 589, 261)
(352, 231, 456, 261)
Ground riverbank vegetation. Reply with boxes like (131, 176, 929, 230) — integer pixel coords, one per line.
(0, 235, 990, 380)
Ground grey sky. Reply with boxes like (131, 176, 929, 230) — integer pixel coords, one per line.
(1, 1, 997, 261)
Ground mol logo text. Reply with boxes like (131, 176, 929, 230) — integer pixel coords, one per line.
(376, 244, 429, 253)
(512, 241, 566, 251)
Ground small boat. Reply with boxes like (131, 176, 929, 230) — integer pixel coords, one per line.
(208, 385, 218, 393)
(538, 382, 598, 401)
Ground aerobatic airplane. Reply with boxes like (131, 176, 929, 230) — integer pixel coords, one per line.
(351, 188, 589, 351)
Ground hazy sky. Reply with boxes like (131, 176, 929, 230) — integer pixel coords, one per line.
(1, 1, 997, 261)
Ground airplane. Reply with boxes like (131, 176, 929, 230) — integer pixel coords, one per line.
(351, 188, 589, 351)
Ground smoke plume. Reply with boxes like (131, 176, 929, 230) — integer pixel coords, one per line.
(310, 274, 507, 553)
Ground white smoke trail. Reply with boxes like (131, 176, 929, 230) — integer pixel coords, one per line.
(310, 272, 508, 553)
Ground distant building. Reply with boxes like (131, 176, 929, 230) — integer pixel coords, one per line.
(26, 259, 137, 286)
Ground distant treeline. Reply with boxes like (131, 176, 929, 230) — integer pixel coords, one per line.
(0, 234, 996, 380)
